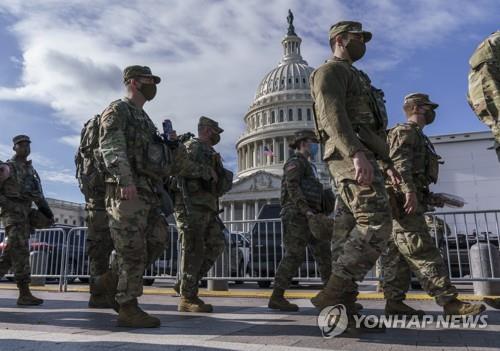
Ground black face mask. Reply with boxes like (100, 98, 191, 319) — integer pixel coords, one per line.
(210, 133, 221, 146)
(139, 83, 157, 101)
(425, 110, 436, 124)
(345, 39, 366, 62)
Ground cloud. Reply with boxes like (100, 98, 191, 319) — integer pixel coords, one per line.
(39, 169, 77, 185)
(0, 0, 497, 166)
(59, 135, 81, 148)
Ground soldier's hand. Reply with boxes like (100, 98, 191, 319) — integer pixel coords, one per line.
(404, 192, 418, 214)
(0, 163, 10, 182)
(386, 166, 402, 185)
(353, 151, 373, 186)
(120, 185, 138, 201)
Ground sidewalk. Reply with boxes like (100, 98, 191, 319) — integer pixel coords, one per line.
(0, 286, 498, 350)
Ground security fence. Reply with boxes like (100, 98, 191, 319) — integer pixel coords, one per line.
(0, 209, 499, 292)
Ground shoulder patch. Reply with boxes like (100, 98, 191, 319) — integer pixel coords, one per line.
(286, 163, 298, 172)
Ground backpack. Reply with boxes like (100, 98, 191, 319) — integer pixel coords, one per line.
(75, 114, 105, 199)
(467, 31, 500, 133)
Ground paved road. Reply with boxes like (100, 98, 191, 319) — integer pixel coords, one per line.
(0, 289, 498, 351)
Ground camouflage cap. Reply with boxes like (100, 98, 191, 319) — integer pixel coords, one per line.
(199, 116, 224, 134)
(328, 21, 372, 42)
(403, 93, 439, 109)
(289, 129, 318, 149)
(123, 65, 161, 84)
(12, 135, 31, 145)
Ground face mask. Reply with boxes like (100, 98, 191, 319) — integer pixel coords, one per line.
(425, 110, 436, 124)
(309, 143, 319, 158)
(138, 83, 157, 101)
(210, 133, 221, 146)
(345, 39, 366, 62)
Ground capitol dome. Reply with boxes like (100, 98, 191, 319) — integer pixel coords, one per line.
(234, 12, 329, 182)
(220, 11, 330, 225)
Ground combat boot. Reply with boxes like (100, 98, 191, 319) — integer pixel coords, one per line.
(443, 298, 486, 316)
(268, 288, 299, 312)
(117, 299, 161, 328)
(354, 302, 364, 312)
(311, 275, 353, 311)
(95, 271, 119, 312)
(385, 299, 425, 317)
(88, 293, 116, 309)
(178, 296, 213, 313)
(483, 297, 500, 309)
(17, 282, 43, 306)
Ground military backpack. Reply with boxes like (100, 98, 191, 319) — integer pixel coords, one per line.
(75, 114, 105, 199)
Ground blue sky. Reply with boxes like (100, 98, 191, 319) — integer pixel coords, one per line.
(0, 0, 498, 203)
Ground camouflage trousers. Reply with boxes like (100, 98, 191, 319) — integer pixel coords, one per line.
(327, 160, 392, 292)
(174, 204, 225, 299)
(0, 220, 31, 284)
(85, 197, 113, 292)
(381, 213, 457, 306)
(330, 196, 355, 262)
(274, 209, 332, 290)
(105, 184, 169, 305)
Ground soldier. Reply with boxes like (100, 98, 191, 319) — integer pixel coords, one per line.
(468, 31, 500, 161)
(173, 116, 232, 313)
(0, 135, 54, 305)
(382, 93, 485, 316)
(0, 162, 9, 183)
(75, 115, 115, 310)
(309, 21, 400, 332)
(268, 130, 332, 312)
(98, 65, 170, 328)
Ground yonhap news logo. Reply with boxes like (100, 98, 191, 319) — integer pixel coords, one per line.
(317, 304, 349, 338)
(317, 304, 488, 338)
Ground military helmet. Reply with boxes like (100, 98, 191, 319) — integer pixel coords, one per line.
(123, 65, 161, 84)
(12, 135, 31, 145)
(198, 116, 224, 134)
(328, 21, 372, 42)
(289, 129, 318, 149)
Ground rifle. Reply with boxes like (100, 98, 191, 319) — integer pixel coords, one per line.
(428, 192, 466, 209)
(161, 119, 194, 216)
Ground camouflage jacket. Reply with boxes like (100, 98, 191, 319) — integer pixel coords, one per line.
(173, 138, 222, 212)
(310, 57, 390, 181)
(387, 122, 441, 195)
(99, 98, 163, 190)
(99, 98, 211, 192)
(0, 157, 47, 224)
(280, 152, 323, 216)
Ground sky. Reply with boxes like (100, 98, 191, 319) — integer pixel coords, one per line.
(0, 0, 498, 203)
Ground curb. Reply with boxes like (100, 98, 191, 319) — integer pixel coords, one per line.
(0, 284, 494, 301)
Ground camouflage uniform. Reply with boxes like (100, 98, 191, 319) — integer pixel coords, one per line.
(274, 144, 332, 291)
(99, 94, 170, 305)
(381, 93, 457, 306)
(0, 138, 52, 284)
(468, 31, 500, 160)
(173, 117, 229, 301)
(310, 21, 393, 312)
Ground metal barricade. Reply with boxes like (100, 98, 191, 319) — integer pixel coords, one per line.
(428, 210, 500, 282)
(1, 209, 499, 291)
(0, 228, 67, 291)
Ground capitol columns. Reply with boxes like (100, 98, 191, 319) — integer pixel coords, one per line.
(272, 138, 277, 165)
(254, 201, 259, 220)
(261, 140, 266, 166)
(283, 137, 289, 161)
(242, 202, 247, 222)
